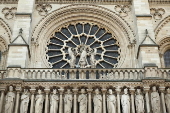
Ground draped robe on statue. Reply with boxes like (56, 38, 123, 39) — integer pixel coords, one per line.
(93, 94, 102, 113)
(5, 92, 15, 113)
(151, 92, 160, 113)
(64, 94, 72, 113)
(35, 94, 44, 113)
(107, 95, 116, 113)
(121, 94, 130, 113)
(78, 94, 87, 113)
(20, 93, 30, 113)
(50, 94, 59, 113)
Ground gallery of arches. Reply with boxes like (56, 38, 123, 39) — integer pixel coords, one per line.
(1, 0, 170, 113)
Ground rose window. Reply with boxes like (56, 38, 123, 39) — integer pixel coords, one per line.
(46, 22, 121, 68)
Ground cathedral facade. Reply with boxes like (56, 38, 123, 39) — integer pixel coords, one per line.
(0, 0, 170, 113)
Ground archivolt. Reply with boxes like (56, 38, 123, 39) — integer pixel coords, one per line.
(155, 15, 170, 41)
(32, 4, 135, 44)
(0, 18, 12, 44)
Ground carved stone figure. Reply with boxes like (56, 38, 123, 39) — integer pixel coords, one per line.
(35, 89, 44, 113)
(78, 89, 87, 113)
(93, 89, 102, 113)
(107, 89, 116, 113)
(50, 89, 59, 113)
(79, 44, 88, 68)
(151, 86, 160, 113)
(121, 88, 130, 113)
(64, 89, 73, 113)
(20, 89, 30, 113)
(68, 47, 76, 68)
(90, 48, 97, 68)
(5, 86, 15, 113)
(135, 89, 144, 113)
(165, 88, 170, 113)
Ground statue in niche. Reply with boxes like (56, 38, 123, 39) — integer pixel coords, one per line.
(93, 89, 102, 113)
(35, 89, 44, 113)
(165, 88, 170, 113)
(20, 89, 30, 113)
(151, 86, 160, 113)
(50, 89, 59, 113)
(90, 48, 97, 68)
(64, 89, 73, 113)
(78, 89, 87, 113)
(68, 47, 76, 68)
(107, 89, 116, 113)
(121, 88, 130, 113)
(135, 89, 144, 113)
(5, 86, 15, 113)
(79, 44, 88, 68)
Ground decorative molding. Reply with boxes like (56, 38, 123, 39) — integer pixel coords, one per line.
(35, 0, 131, 5)
(2, 7, 17, 20)
(36, 4, 52, 16)
(150, 8, 165, 20)
(115, 5, 131, 17)
(149, 0, 170, 4)
(0, 0, 18, 4)
(154, 15, 170, 40)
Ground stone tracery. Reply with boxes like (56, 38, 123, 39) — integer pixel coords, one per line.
(46, 22, 120, 68)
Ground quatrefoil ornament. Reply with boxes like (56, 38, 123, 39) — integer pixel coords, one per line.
(36, 4, 52, 16)
(150, 8, 165, 20)
(115, 5, 131, 17)
(2, 7, 17, 19)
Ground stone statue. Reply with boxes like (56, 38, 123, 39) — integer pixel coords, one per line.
(79, 44, 88, 68)
(135, 89, 144, 113)
(20, 89, 30, 113)
(35, 89, 44, 113)
(107, 89, 116, 113)
(5, 86, 15, 113)
(50, 89, 59, 113)
(151, 86, 160, 113)
(78, 89, 87, 113)
(165, 88, 170, 113)
(121, 88, 130, 113)
(68, 47, 76, 68)
(64, 89, 73, 113)
(93, 89, 102, 113)
(90, 48, 97, 68)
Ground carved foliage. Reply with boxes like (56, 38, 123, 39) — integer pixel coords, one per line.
(115, 5, 131, 17)
(36, 4, 52, 16)
(150, 8, 165, 20)
(2, 7, 17, 19)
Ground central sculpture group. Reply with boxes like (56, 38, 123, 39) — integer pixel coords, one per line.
(4, 86, 169, 113)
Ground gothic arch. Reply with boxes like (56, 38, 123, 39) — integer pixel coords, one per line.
(155, 15, 170, 42)
(31, 4, 135, 68)
(0, 18, 12, 44)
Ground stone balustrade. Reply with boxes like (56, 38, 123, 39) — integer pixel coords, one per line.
(1, 67, 170, 80)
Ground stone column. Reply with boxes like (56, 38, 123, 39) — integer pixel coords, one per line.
(58, 88, 64, 113)
(130, 87, 135, 113)
(0, 87, 6, 113)
(73, 89, 78, 113)
(101, 89, 107, 113)
(87, 89, 93, 113)
(160, 87, 166, 113)
(116, 87, 121, 113)
(144, 87, 150, 113)
(30, 88, 36, 113)
(44, 88, 50, 113)
(14, 87, 21, 113)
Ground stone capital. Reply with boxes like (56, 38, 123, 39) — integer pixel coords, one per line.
(72, 89, 78, 94)
(129, 87, 135, 94)
(15, 86, 22, 92)
(159, 87, 165, 93)
(144, 87, 150, 93)
(0, 86, 6, 93)
(44, 88, 50, 94)
(58, 89, 64, 94)
(87, 89, 93, 94)
(30, 89, 36, 94)
(115, 87, 121, 94)
(101, 89, 107, 94)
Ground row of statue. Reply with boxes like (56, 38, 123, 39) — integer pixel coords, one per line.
(3, 86, 170, 113)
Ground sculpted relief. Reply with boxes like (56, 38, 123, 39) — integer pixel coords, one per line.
(93, 89, 102, 113)
(135, 89, 144, 113)
(165, 88, 170, 113)
(64, 89, 73, 113)
(121, 88, 130, 113)
(20, 89, 30, 113)
(5, 86, 15, 113)
(151, 86, 160, 113)
(107, 89, 116, 113)
(50, 89, 59, 113)
(78, 89, 87, 113)
(35, 89, 44, 113)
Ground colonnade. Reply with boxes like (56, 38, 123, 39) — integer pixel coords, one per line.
(0, 85, 170, 113)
